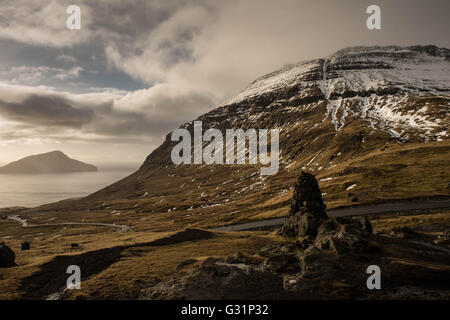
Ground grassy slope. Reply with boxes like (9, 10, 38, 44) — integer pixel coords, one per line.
(20, 123, 450, 231)
(1, 208, 449, 300)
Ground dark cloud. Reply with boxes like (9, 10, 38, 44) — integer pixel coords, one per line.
(0, 88, 216, 140)
(0, 94, 94, 128)
(90, 89, 216, 137)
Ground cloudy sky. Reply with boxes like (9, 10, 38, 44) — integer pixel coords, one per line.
(0, 0, 448, 166)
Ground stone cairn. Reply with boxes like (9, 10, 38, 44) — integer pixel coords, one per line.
(279, 171, 328, 237)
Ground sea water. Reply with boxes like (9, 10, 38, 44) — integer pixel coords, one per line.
(0, 165, 138, 208)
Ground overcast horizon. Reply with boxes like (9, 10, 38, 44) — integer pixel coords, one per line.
(0, 0, 449, 165)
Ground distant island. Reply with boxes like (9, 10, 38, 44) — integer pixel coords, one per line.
(0, 151, 98, 174)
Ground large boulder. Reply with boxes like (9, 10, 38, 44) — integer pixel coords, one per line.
(280, 210, 322, 237)
(313, 217, 379, 257)
(0, 242, 16, 268)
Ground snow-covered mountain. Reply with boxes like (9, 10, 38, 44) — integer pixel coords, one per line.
(42, 46, 450, 225)
(212, 45, 449, 141)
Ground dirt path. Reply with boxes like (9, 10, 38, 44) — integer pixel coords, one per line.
(212, 199, 450, 232)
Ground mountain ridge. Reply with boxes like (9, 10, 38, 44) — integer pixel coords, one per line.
(0, 150, 98, 174)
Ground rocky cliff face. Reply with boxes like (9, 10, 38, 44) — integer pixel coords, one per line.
(41, 46, 449, 222)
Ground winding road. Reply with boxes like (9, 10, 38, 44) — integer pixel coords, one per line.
(211, 199, 450, 232)
(7, 215, 131, 232)
(7, 199, 450, 234)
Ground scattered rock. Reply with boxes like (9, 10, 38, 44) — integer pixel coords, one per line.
(261, 253, 301, 274)
(140, 214, 448, 300)
(139, 171, 450, 300)
(176, 259, 198, 272)
(352, 216, 373, 234)
(434, 229, 450, 245)
(390, 226, 418, 239)
(298, 246, 343, 278)
(0, 242, 16, 267)
(224, 251, 262, 265)
(143, 257, 286, 300)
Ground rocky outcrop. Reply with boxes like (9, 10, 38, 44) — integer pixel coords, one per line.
(279, 172, 376, 252)
(140, 207, 450, 300)
(141, 173, 384, 299)
(279, 171, 328, 237)
(143, 257, 286, 300)
(389, 226, 420, 239)
(0, 242, 16, 268)
(143, 223, 450, 300)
